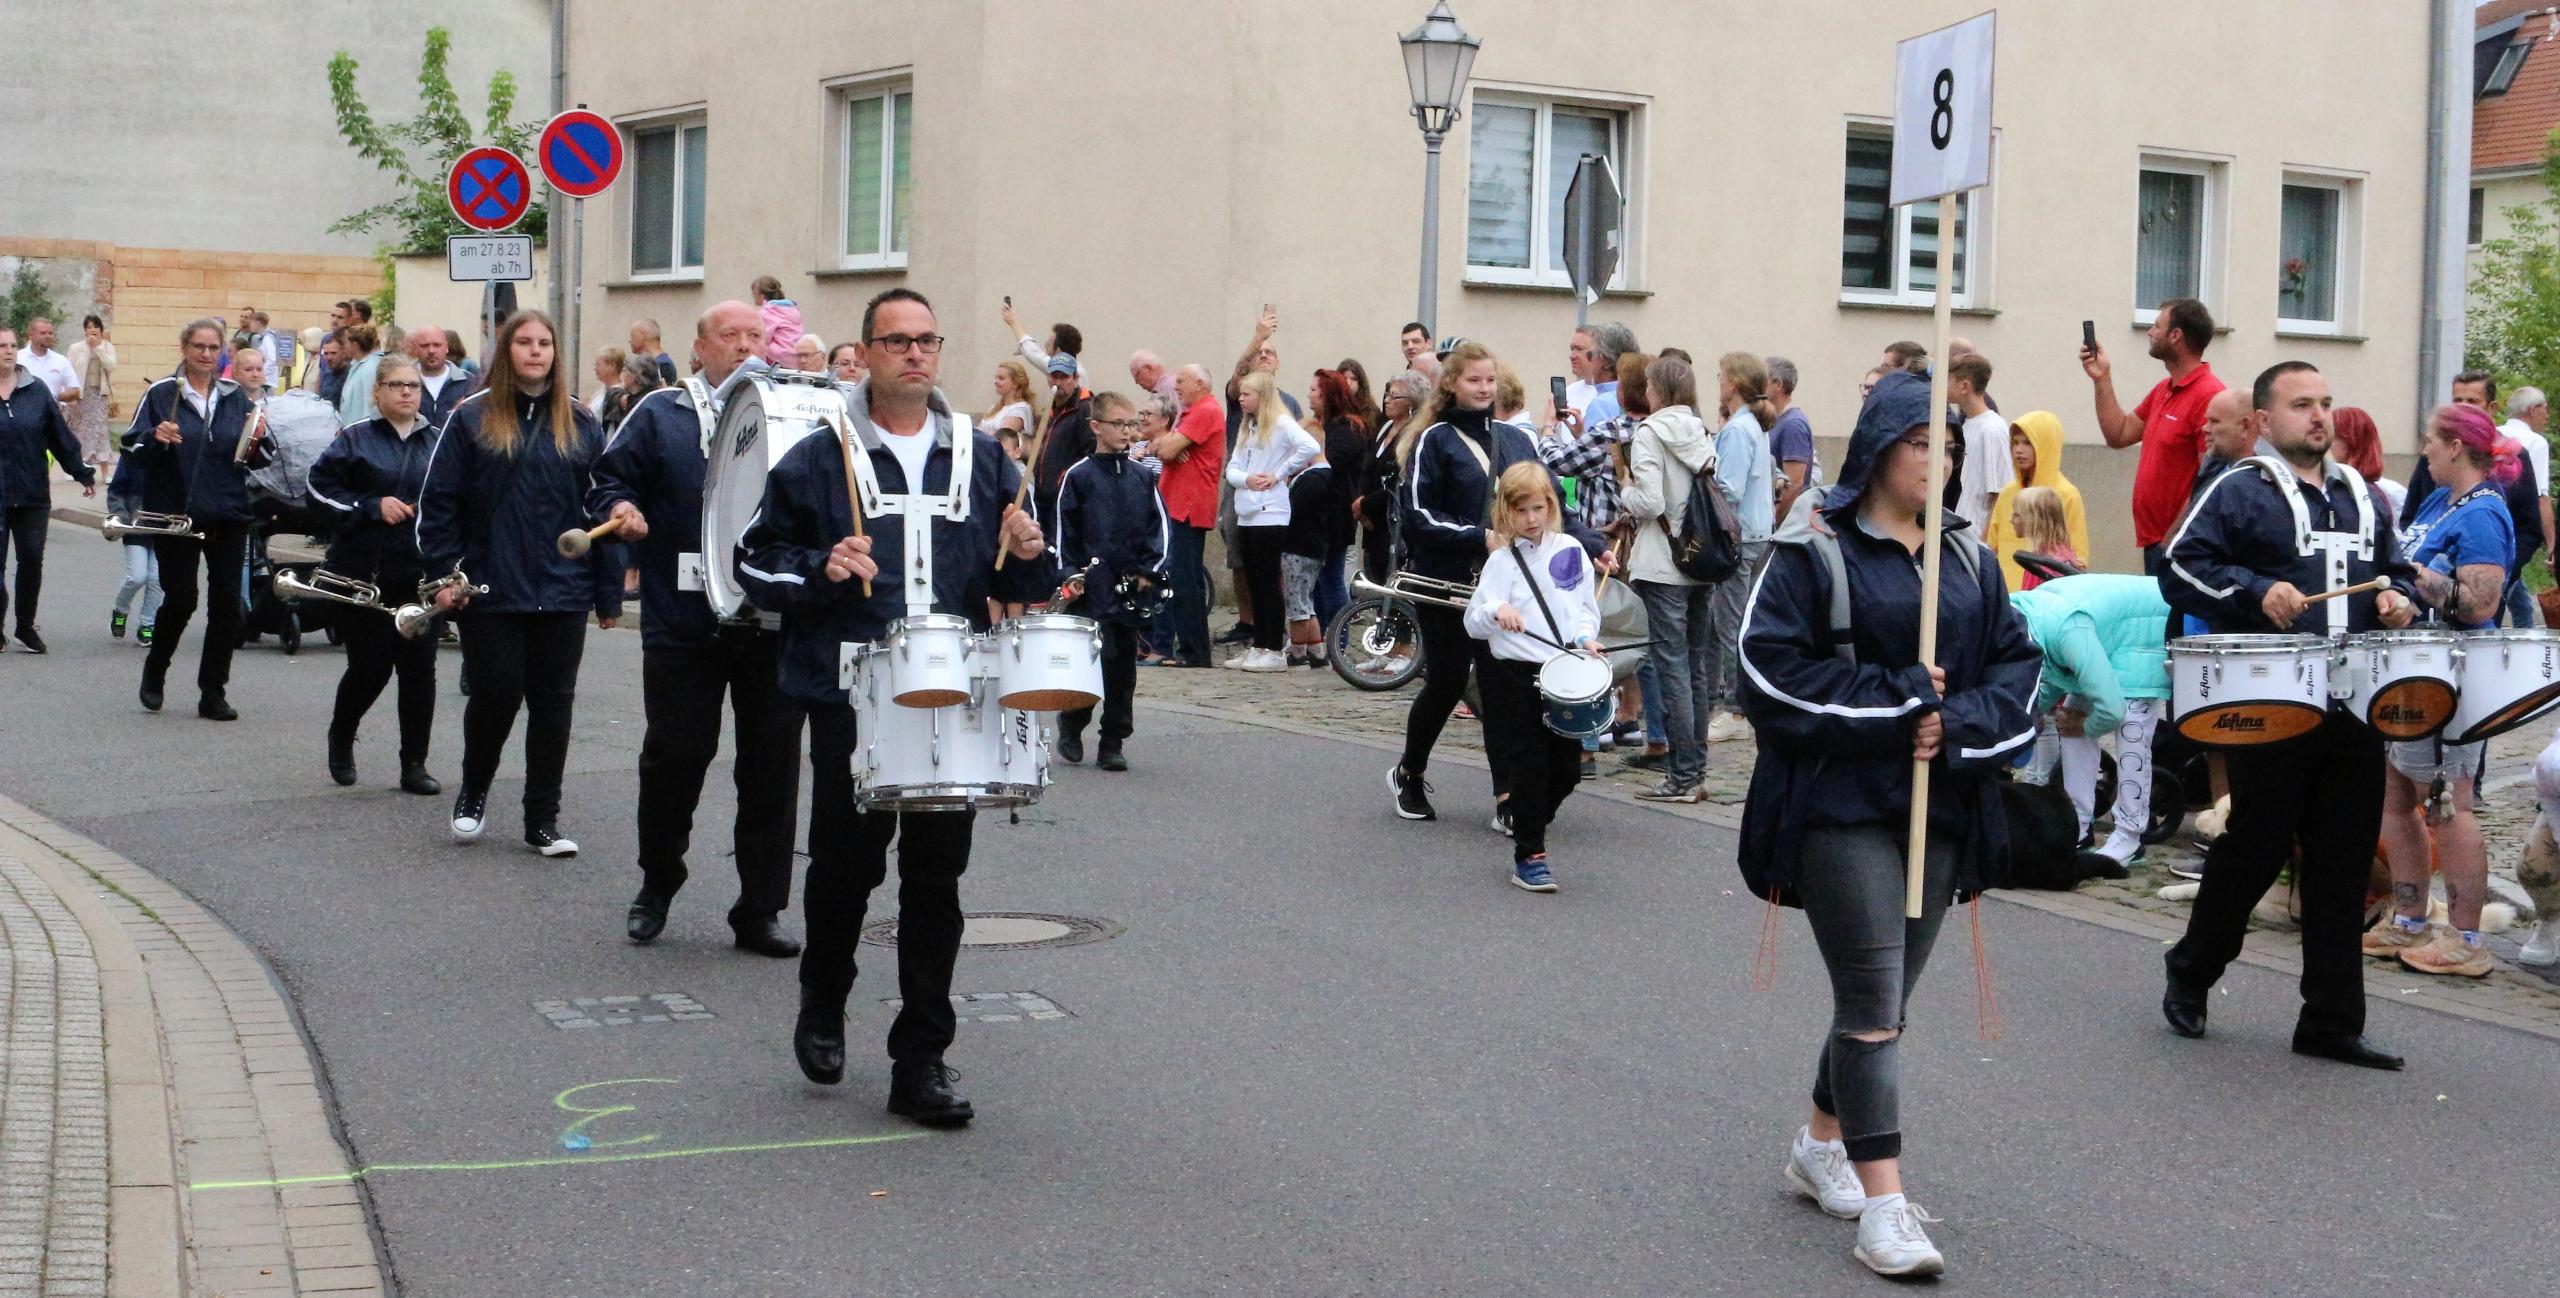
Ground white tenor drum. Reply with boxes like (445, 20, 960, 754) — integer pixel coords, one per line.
(2339, 629, 2461, 740)
(2447, 628, 2560, 743)
(884, 614, 978, 709)
(1536, 650, 1615, 739)
(700, 370, 843, 624)
(844, 648, 1047, 812)
(2168, 634, 2330, 746)
(993, 613, 1103, 712)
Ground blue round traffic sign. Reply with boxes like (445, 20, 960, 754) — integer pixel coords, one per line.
(447, 147, 533, 232)
(539, 110, 624, 199)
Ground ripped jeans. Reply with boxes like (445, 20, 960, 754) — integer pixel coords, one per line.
(1800, 823, 1954, 1164)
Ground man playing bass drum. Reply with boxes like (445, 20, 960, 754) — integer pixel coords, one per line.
(589, 299, 805, 958)
(736, 288, 1049, 1126)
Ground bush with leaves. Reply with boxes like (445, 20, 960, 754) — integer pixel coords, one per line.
(2469, 127, 2560, 401)
(3, 265, 69, 339)
(328, 26, 549, 268)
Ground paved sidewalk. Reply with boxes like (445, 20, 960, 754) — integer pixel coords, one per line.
(0, 796, 385, 1297)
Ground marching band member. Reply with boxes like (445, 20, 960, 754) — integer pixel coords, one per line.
(417, 310, 622, 857)
(309, 355, 441, 794)
(1737, 367, 2040, 1278)
(1462, 462, 1603, 894)
(0, 323, 97, 653)
(737, 288, 1048, 1126)
(2157, 361, 2421, 1069)
(588, 300, 806, 957)
(122, 318, 267, 716)
(1052, 390, 1170, 771)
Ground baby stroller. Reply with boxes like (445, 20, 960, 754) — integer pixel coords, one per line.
(239, 392, 346, 654)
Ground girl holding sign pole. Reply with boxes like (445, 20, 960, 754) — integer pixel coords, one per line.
(1736, 367, 2039, 1279)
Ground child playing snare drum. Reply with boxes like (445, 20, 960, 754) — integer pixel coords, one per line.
(1464, 462, 1606, 893)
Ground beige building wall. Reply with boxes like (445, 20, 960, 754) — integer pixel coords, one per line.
(564, 0, 2434, 569)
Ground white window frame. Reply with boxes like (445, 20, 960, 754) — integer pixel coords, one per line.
(1836, 118, 1995, 310)
(1462, 85, 1645, 291)
(2274, 167, 2363, 338)
(2133, 150, 2230, 326)
(621, 109, 707, 283)
(827, 71, 914, 272)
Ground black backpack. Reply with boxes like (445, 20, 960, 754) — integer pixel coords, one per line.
(1664, 456, 1744, 583)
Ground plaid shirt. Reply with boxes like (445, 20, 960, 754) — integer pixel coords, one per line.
(1539, 412, 1635, 530)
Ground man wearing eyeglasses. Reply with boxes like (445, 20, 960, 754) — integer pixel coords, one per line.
(737, 287, 1049, 1126)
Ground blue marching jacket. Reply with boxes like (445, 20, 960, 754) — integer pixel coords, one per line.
(1400, 406, 1599, 581)
(416, 389, 622, 618)
(588, 384, 725, 650)
(308, 416, 434, 586)
(119, 376, 268, 525)
(2160, 455, 2418, 636)
(0, 367, 93, 506)
(1054, 450, 1170, 624)
(1737, 368, 2043, 905)
(736, 385, 1051, 710)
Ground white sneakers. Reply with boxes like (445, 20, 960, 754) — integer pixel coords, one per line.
(2521, 917, 2560, 967)
(1786, 1128, 1946, 1277)
(1230, 648, 1288, 673)
(1706, 711, 1753, 743)
(1784, 1127, 1866, 1218)
(1854, 1193, 1946, 1278)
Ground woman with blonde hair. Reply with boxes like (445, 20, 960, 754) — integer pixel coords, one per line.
(984, 357, 1040, 463)
(1222, 369, 1318, 671)
(1982, 412, 2092, 593)
(417, 310, 622, 856)
(336, 323, 384, 424)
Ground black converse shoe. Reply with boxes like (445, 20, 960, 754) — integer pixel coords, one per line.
(524, 825, 579, 858)
(451, 789, 488, 842)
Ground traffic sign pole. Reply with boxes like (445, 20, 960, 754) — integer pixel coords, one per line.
(537, 107, 626, 415)
(1574, 159, 1595, 328)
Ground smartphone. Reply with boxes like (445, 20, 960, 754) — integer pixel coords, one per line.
(1003, 295, 1012, 307)
(2081, 320, 2097, 354)
(1550, 376, 1570, 414)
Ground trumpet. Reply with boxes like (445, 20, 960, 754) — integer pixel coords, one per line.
(394, 568, 489, 639)
(274, 568, 387, 610)
(1352, 571, 1477, 612)
(102, 511, 203, 542)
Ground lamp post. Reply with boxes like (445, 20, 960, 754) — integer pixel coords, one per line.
(1400, 2, 1479, 337)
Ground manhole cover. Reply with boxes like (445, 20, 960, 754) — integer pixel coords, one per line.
(883, 991, 1073, 1022)
(860, 911, 1119, 952)
(535, 992, 713, 1030)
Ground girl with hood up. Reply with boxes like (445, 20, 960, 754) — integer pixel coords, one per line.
(1735, 367, 2041, 1279)
(1982, 411, 2090, 594)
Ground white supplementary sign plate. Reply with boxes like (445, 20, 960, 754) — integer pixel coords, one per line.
(448, 234, 535, 283)
(1890, 10, 1996, 208)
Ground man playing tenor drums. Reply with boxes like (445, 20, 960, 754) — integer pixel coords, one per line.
(590, 300, 806, 958)
(2156, 361, 2426, 1070)
(737, 288, 1049, 1126)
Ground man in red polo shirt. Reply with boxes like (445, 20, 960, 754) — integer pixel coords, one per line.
(1148, 363, 1227, 666)
(2082, 297, 2225, 571)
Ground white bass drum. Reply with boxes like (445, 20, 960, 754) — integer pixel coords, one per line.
(700, 369, 846, 624)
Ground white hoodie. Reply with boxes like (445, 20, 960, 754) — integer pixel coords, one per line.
(1464, 531, 1603, 664)
(1622, 404, 1716, 586)
(1224, 412, 1319, 525)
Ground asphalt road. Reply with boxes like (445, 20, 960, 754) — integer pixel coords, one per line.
(6, 519, 2555, 1297)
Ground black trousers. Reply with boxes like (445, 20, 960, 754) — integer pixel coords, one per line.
(145, 523, 248, 697)
(2166, 719, 2385, 1038)
(1061, 621, 1139, 745)
(1236, 525, 1289, 651)
(458, 611, 588, 829)
(1399, 601, 1493, 776)
(1479, 658, 1582, 859)
(330, 587, 438, 762)
(637, 630, 803, 924)
(0, 504, 49, 633)
(803, 704, 973, 1064)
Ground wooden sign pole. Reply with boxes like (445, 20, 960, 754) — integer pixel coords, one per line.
(1906, 190, 1958, 920)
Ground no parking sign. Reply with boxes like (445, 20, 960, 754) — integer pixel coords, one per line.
(538, 109, 624, 199)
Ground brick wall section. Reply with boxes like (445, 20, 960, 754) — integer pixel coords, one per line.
(0, 239, 378, 417)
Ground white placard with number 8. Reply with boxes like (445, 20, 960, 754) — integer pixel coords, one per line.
(1890, 10, 1997, 208)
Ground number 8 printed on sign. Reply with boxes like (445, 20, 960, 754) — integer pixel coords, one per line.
(1890, 11, 1996, 207)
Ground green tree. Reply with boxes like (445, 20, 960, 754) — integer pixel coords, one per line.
(2, 265, 68, 339)
(327, 26, 548, 311)
(2468, 127, 2560, 397)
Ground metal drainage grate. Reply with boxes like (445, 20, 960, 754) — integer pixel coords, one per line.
(883, 991, 1073, 1023)
(859, 912, 1120, 952)
(535, 993, 714, 1030)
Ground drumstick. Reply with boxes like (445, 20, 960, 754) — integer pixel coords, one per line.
(994, 412, 1054, 574)
(555, 513, 628, 559)
(2301, 577, 2391, 607)
(829, 411, 873, 598)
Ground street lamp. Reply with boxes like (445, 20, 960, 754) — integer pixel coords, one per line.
(1400, 1, 1479, 337)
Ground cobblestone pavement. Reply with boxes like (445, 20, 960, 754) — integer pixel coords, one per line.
(0, 855, 109, 1297)
(1134, 649, 2560, 1038)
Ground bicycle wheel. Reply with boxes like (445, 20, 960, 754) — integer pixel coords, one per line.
(1327, 596, 1424, 691)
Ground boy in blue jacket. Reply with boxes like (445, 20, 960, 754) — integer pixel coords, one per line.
(1053, 391, 1169, 771)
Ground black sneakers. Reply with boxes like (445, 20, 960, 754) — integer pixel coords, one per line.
(525, 825, 579, 858)
(451, 789, 488, 842)
(1389, 765, 1436, 821)
(15, 628, 45, 654)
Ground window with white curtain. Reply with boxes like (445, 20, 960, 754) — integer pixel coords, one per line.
(2135, 159, 2215, 314)
(1466, 92, 1635, 287)
(2278, 172, 2359, 334)
(629, 119, 706, 278)
(1838, 125, 1979, 307)
(839, 84, 913, 269)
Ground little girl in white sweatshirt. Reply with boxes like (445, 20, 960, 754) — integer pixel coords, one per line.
(1464, 462, 1606, 893)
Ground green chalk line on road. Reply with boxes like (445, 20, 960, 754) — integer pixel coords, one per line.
(188, 1130, 932, 1192)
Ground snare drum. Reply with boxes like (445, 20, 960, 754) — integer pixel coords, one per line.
(1536, 651, 1615, 739)
(846, 648, 1046, 812)
(994, 613, 1104, 712)
(2168, 634, 2330, 746)
(885, 614, 977, 708)
(2446, 628, 2560, 742)
(2340, 628, 2461, 740)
